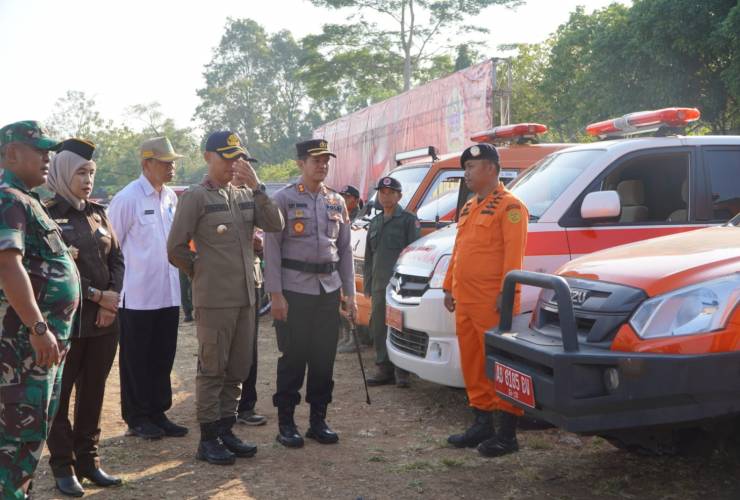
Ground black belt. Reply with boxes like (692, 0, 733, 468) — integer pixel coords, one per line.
(281, 258, 338, 274)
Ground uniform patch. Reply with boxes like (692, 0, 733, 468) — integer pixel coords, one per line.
(297, 184, 305, 193)
(54, 218, 69, 224)
(507, 209, 522, 224)
(294, 209, 305, 217)
(293, 221, 305, 234)
(288, 203, 308, 209)
(144, 209, 155, 215)
(326, 204, 342, 212)
(238, 201, 255, 210)
(204, 204, 229, 213)
(506, 203, 521, 211)
(481, 210, 494, 215)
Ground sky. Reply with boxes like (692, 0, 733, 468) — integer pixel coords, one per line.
(0, 0, 629, 130)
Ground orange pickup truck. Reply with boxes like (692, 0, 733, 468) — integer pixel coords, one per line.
(486, 212, 740, 454)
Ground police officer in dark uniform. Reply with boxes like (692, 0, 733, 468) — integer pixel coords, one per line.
(264, 139, 356, 448)
(363, 176, 420, 387)
(44, 138, 125, 495)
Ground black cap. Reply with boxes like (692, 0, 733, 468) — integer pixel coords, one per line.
(56, 138, 96, 161)
(296, 138, 336, 158)
(339, 184, 360, 198)
(375, 176, 402, 192)
(205, 131, 257, 162)
(460, 143, 499, 169)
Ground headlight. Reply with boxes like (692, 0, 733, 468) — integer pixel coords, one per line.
(629, 274, 740, 339)
(427, 254, 451, 289)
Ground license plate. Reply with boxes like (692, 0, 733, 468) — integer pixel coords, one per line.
(386, 305, 403, 331)
(494, 362, 535, 408)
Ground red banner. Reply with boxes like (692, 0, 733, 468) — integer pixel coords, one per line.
(316, 60, 494, 199)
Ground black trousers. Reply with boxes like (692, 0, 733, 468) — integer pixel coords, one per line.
(237, 305, 259, 412)
(119, 307, 179, 426)
(273, 288, 340, 408)
(47, 332, 118, 477)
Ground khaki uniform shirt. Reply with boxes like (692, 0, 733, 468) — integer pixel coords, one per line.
(264, 178, 355, 296)
(167, 177, 283, 309)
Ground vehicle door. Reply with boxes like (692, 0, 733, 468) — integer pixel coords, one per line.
(696, 146, 740, 223)
(560, 147, 705, 259)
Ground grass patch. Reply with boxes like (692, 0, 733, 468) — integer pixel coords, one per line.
(368, 455, 388, 463)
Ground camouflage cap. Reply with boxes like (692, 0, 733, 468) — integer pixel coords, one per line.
(140, 136, 184, 162)
(0, 120, 60, 150)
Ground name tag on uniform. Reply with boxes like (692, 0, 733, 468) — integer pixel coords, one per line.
(204, 204, 229, 213)
(288, 203, 308, 209)
(144, 209, 155, 215)
(326, 205, 342, 212)
(54, 218, 69, 224)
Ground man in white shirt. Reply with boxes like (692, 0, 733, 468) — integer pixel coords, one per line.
(108, 137, 187, 440)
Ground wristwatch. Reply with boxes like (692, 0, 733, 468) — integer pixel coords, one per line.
(253, 182, 267, 194)
(31, 321, 48, 336)
(85, 286, 98, 301)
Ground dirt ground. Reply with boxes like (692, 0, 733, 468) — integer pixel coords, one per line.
(31, 314, 740, 500)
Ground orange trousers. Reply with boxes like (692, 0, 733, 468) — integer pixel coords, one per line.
(455, 302, 524, 415)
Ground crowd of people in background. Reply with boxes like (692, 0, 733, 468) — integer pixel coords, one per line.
(0, 120, 528, 499)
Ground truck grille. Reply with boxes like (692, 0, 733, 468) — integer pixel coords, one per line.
(389, 273, 429, 299)
(534, 278, 647, 344)
(389, 327, 429, 358)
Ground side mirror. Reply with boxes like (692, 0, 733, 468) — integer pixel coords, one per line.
(581, 191, 621, 220)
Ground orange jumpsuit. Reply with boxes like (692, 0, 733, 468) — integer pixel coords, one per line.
(443, 181, 528, 414)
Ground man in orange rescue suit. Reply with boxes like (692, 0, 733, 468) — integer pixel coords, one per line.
(443, 142, 528, 458)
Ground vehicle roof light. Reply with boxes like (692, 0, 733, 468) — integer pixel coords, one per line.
(395, 146, 438, 165)
(586, 107, 700, 138)
(470, 123, 548, 143)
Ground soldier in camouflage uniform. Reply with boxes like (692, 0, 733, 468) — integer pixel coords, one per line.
(0, 121, 81, 499)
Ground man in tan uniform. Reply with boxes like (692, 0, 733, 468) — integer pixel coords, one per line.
(168, 131, 283, 465)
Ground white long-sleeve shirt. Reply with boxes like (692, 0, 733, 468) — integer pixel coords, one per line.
(108, 174, 181, 310)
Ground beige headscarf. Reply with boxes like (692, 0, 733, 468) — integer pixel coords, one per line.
(47, 151, 94, 211)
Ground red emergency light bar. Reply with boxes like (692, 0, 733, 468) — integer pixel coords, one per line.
(470, 123, 548, 143)
(586, 107, 700, 137)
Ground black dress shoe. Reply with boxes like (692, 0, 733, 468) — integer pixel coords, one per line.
(128, 420, 165, 440)
(55, 476, 84, 497)
(78, 468, 122, 487)
(153, 416, 188, 437)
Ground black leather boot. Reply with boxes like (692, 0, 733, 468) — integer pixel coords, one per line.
(306, 404, 339, 444)
(276, 406, 304, 448)
(196, 422, 235, 465)
(447, 408, 495, 448)
(478, 411, 520, 457)
(218, 416, 257, 458)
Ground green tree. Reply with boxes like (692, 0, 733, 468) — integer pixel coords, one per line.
(307, 0, 521, 92)
(46, 90, 109, 139)
(195, 19, 312, 164)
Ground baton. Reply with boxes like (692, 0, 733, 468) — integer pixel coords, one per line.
(348, 319, 371, 405)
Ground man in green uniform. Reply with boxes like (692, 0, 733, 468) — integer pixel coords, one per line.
(167, 131, 283, 465)
(364, 176, 420, 388)
(0, 121, 81, 499)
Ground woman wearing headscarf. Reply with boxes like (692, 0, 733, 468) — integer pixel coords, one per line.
(45, 139, 124, 497)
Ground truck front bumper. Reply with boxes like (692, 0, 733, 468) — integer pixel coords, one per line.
(486, 313, 740, 434)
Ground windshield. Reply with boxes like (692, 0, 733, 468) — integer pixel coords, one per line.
(509, 150, 604, 219)
(417, 190, 458, 221)
(364, 165, 430, 216)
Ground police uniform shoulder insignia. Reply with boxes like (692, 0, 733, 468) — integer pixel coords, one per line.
(507, 208, 522, 224)
(297, 184, 305, 193)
